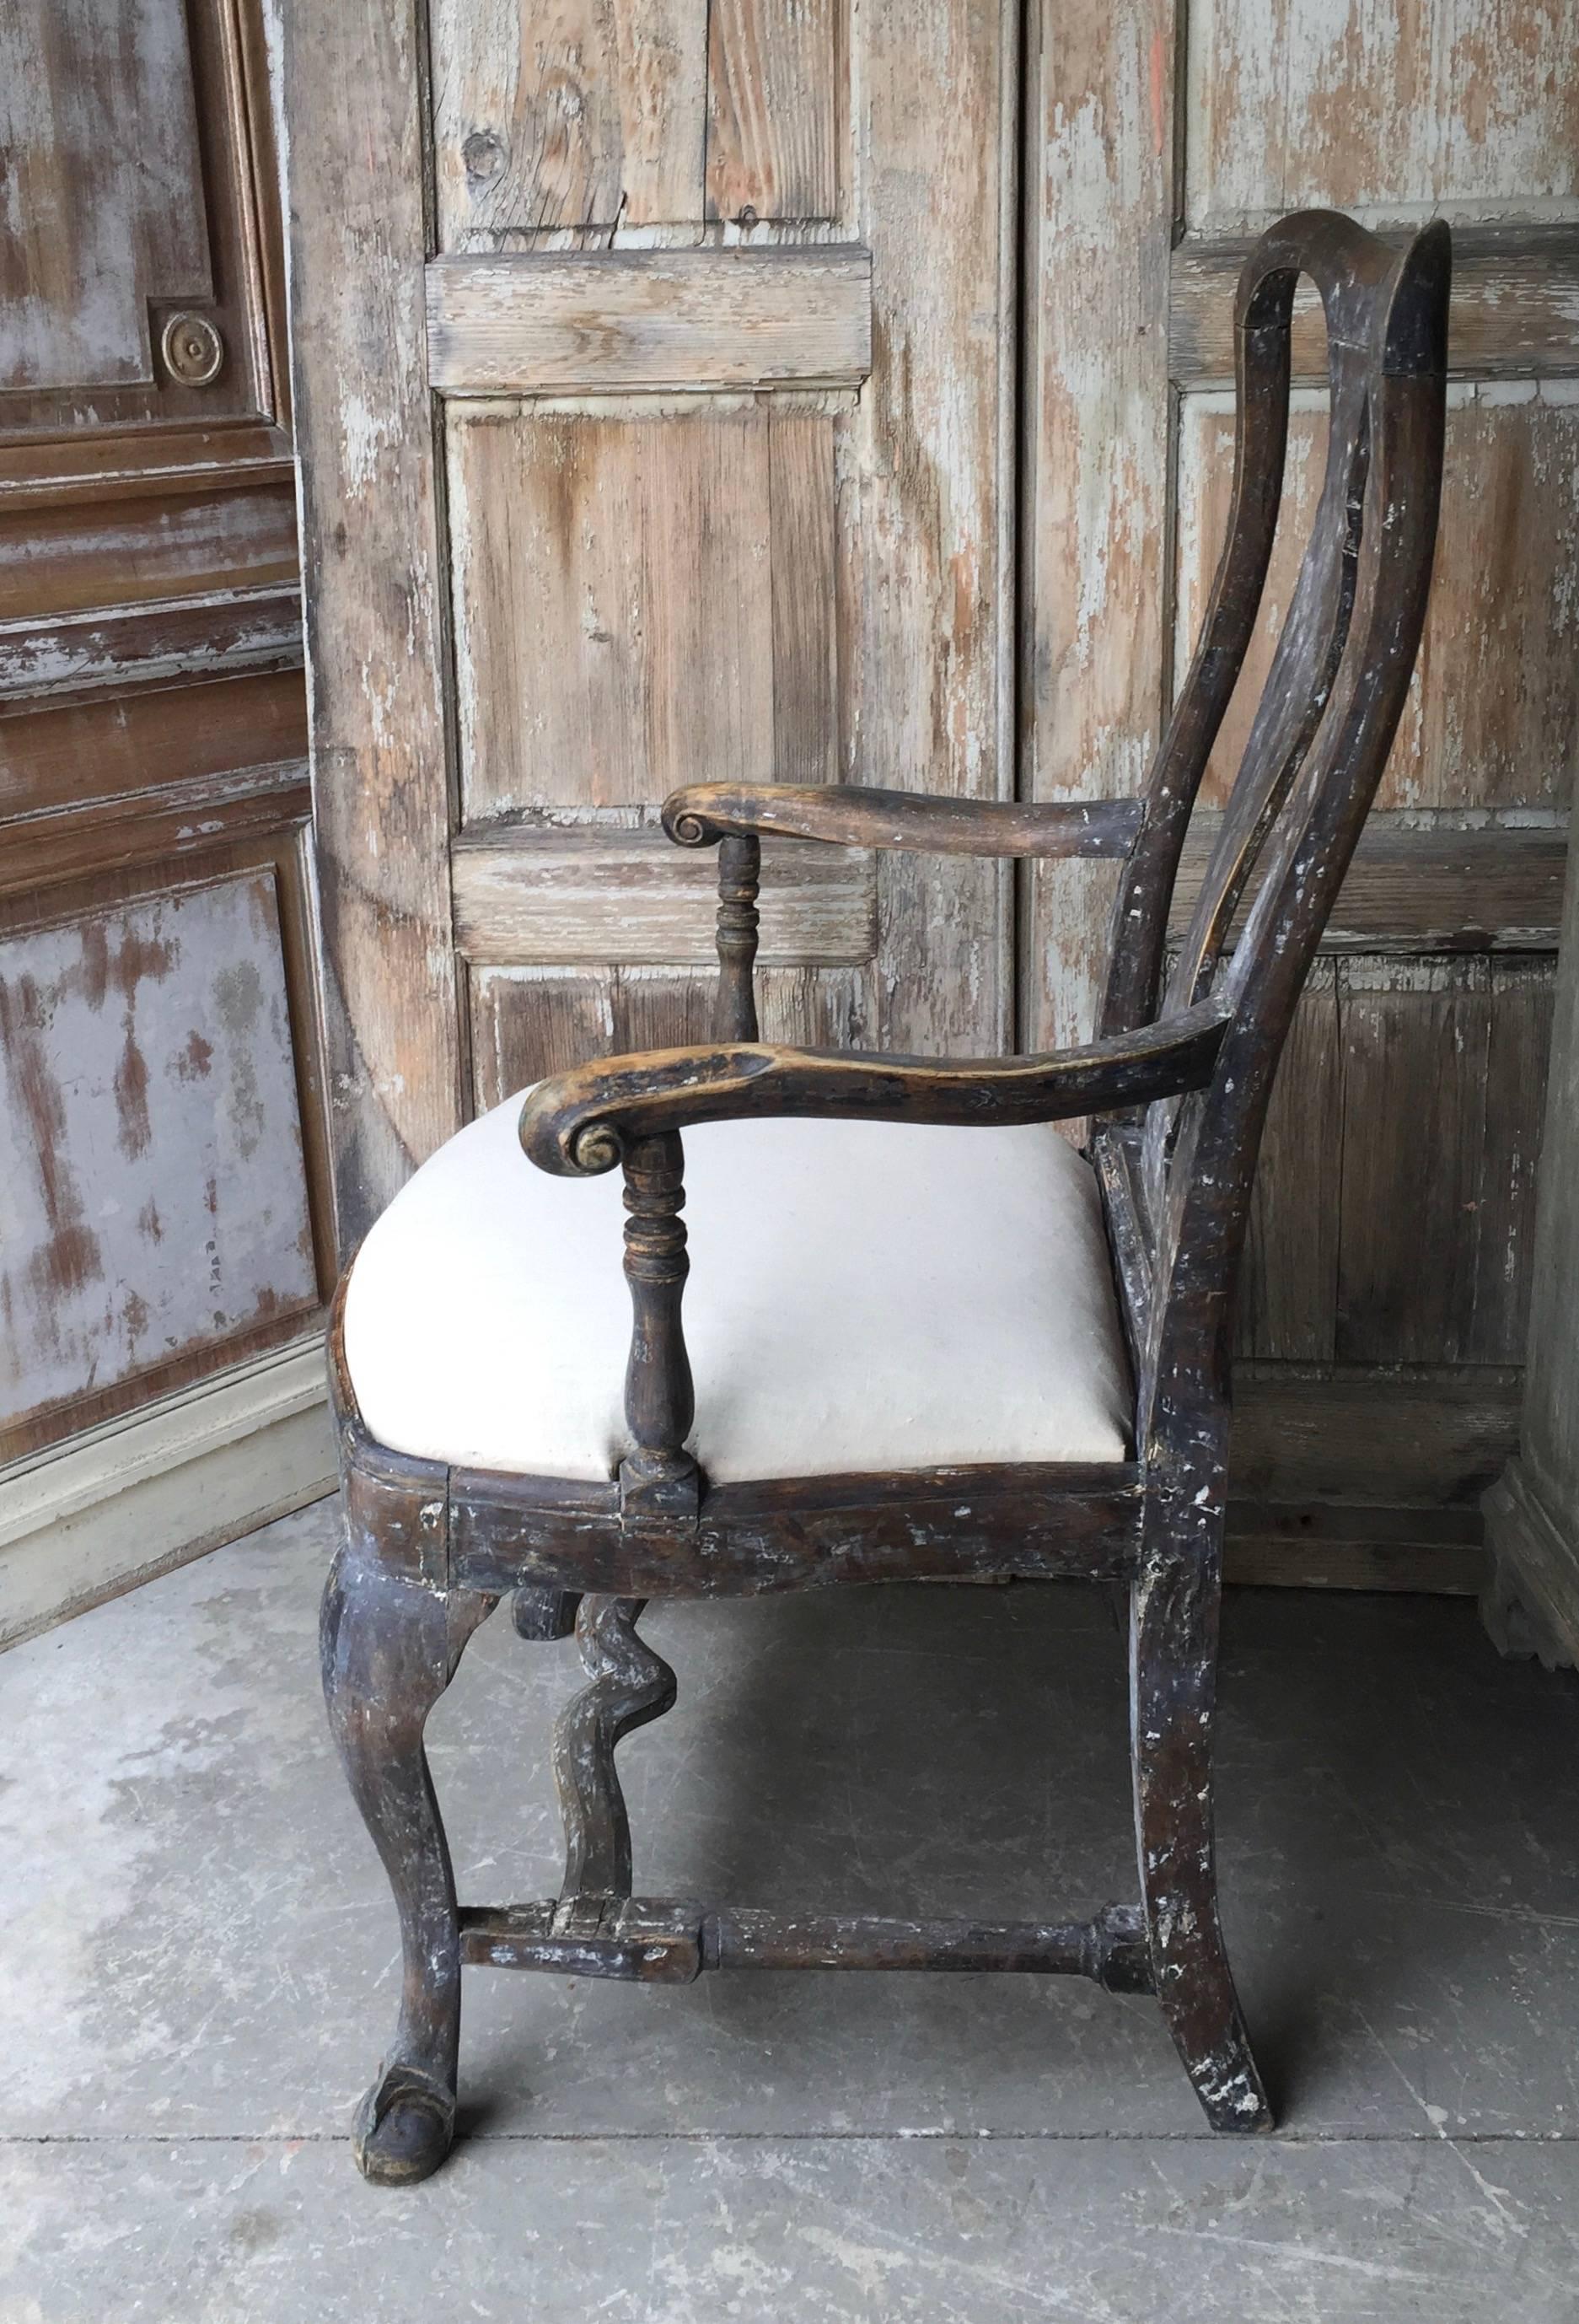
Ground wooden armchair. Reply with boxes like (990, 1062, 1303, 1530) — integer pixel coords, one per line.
(321, 209, 1450, 2185)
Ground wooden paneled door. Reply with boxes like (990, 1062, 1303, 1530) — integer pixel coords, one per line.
(1, 0, 333, 1634)
(287, 0, 1577, 1579)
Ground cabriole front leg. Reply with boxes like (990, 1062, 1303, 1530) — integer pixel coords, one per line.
(320, 1530, 496, 2186)
(1131, 1485, 1272, 2134)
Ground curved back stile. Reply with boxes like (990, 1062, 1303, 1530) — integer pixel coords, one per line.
(1094, 212, 1451, 1453)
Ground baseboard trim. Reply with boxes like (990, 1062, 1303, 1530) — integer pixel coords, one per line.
(1480, 1459, 1579, 1670)
(0, 1337, 337, 1652)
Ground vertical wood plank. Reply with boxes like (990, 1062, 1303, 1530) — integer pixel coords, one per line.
(769, 412, 838, 783)
(432, 0, 709, 242)
(851, 0, 1018, 1052)
(1024, 0, 1174, 1054)
(1470, 957, 1555, 1363)
(283, 0, 462, 1248)
(1336, 958, 1491, 1365)
(1235, 961, 1341, 1361)
(448, 406, 776, 816)
(706, 0, 840, 223)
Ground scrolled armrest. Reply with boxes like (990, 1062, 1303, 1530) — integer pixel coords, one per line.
(663, 782, 1144, 860)
(519, 998, 1231, 1177)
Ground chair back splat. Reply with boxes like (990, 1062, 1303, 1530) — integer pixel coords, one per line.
(1093, 210, 1449, 1450)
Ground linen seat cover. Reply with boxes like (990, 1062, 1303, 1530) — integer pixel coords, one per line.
(344, 1089, 1133, 1484)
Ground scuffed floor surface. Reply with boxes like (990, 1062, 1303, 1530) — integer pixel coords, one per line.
(3, 1501, 1578, 2321)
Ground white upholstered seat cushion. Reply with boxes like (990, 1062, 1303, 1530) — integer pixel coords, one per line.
(343, 1090, 1133, 1484)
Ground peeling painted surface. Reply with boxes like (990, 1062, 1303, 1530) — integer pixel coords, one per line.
(1187, 0, 1579, 231)
(0, 871, 316, 1433)
(0, 0, 211, 390)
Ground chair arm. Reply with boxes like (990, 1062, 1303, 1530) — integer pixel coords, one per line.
(663, 782, 1144, 859)
(519, 998, 1230, 1177)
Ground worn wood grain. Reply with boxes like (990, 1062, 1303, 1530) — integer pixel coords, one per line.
(283, 0, 462, 1250)
(0, 481, 298, 627)
(1172, 224, 1579, 385)
(426, 248, 872, 393)
(467, 961, 872, 1105)
(1174, 384, 1579, 814)
(448, 405, 776, 814)
(451, 826, 874, 965)
(0, 667, 308, 827)
(431, 0, 710, 242)
(1023, 0, 1174, 1057)
(1170, 818, 1569, 952)
(706, 0, 840, 223)
(768, 413, 838, 785)
(846, 0, 1019, 1055)
(1184, 0, 1579, 232)
(1335, 955, 1555, 1366)
(1233, 961, 1340, 1362)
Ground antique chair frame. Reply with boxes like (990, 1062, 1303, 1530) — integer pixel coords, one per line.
(321, 210, 1450, 2185)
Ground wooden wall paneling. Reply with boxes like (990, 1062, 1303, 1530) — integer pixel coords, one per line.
(0, 865, 318, 1460)
(0, 0, 291, 465)
(0, 481, 300, 628)
(1023, 0, 1174, 1056)
(1173, 383, 1579, 815)
(0, 668, 309, 829)
(1184, 0, 1579, 233)
(448, 401, 778, 815)
(469, 962, 873, 1105)
(852, 0, 1018, 1055)
(1233, 960, 1340, 1363)
(1470, 957, 1556, 1364)
(770, 411, 839, 783)
(284, 0, 463, 1251)
(1336, 957, 1519, 1367)
(1171, 223, 1579, 387)
(431, 0, 710, 242)
(450, 828, 874, 965)
(426, 248, 872, 395)
(1170, 820, 1568, 953)
(706, 0, 840, 223)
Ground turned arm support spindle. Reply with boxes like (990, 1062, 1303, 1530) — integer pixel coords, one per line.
(712, 833, 760, 1043)
(620, 1132, 698, 1515)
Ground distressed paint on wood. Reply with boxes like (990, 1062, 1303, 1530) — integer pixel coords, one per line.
(1185, 0, 1579, 233)
(426, 247, 872, 395)
(849, 0, 1018, 1053)
(468, 961, 872, 1105)
(1174, 383, 1579, 812)
(450, 828, 874, 965)
(432, 0, 710, 243)
(0, 0, 211, 392)
(0, 870, 316, 1436)
(1023, 0, 1173, 1056)
(1336, 955, 1555, 1366)
(1170, 223, 1579, 386)
(284, 0, 464, 1248)
(706, 0, 840, 223)
(448, 404, 818, 812)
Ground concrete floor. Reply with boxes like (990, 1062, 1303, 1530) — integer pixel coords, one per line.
(3, 1502, 1579, 2321)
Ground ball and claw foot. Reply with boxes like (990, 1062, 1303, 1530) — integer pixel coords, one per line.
(352, 2062, 457, 2187)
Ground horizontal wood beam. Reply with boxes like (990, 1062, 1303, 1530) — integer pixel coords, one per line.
(451, 826, 877, 966)
(1171, 819, 1566, 951)
(1171, 223, 1579, 386)
(427, 247, 873, 395)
